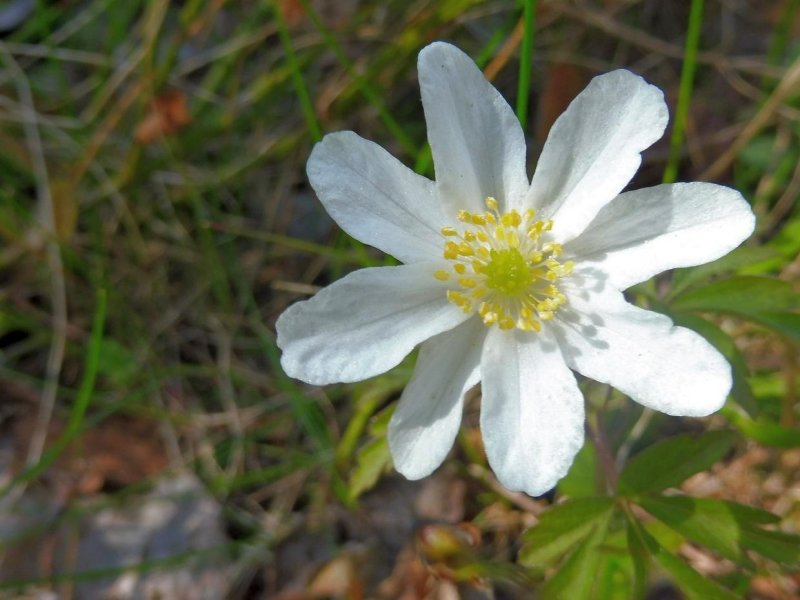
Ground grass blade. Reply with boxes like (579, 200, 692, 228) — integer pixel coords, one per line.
(516, 0, 537, 130)
(272, 0, 323, 142)
(663, 0, 704, 184)
(2, 289, 108, 495)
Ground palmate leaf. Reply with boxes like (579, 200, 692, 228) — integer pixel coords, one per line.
(518, 497, 616, 567)
(538, 504, 615, 599)
(671, 276, 800, 315)
(723, 407, 800, 448)
(618, 431, 735, 496)
(626, 514, 739, 600)
(669, 246, 779, 298)
(669, 276, 800, 342)
(638, 496, 774, 567)
(626, 521, 649, 600)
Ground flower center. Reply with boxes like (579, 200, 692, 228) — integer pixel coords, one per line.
(434, 197, 573, 332)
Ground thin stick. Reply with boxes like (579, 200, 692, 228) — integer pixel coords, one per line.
(701, 53, 800, 181)
(0, 45, 67, 507)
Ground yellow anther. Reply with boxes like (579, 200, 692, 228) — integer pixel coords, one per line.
(457, 210, 470, 222)
(444, 241, 460, 260)
(457, 243, 474, 256)
(476, 231, 489, 242)
(527, 223, 543, 238)
(484, 212, 497, 224)
(464, 230, 476, 241)
(499, 317, 515, 330)
(471, 214, 486, 225)
(485, 197, 499, 211)
(434, 270, 450, 281)
(441, 226, 458, 237)
(524, 208, 536, 221)
(501, 210, 521, 227)
(543, 242, 563, 256)
(482, 312, 498, 325)
(458, 278, 478, 288)
(453, 263, 467, 275)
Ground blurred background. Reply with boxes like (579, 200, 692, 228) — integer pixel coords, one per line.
(0, 0, 798, 598)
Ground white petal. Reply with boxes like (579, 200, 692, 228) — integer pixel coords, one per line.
(554, 282, 731, 416)
(389, 318, 485, 480)
(307, 131, 444, 264)
(276, 262, 468, 385)
(480, 328, 585, 496)
(418, 42, 529, 217)
(528, 70, 668, 242)
(565, 183, 755, 290)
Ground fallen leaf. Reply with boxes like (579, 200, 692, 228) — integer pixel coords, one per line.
(135, 90, 191, 144)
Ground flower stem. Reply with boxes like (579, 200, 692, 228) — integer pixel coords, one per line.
(586, 406, 618, 495)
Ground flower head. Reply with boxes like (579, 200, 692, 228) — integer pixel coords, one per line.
(276, 42, 755, 496)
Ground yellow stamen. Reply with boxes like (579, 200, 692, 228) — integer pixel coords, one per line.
(436, 197, 573, 332)
(434, 270, 450, 281)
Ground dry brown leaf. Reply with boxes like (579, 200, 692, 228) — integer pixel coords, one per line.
(13, 414, 169, 497)
(306, 554, 363, 599)
(280, 0, 305, 25)
(134, 90, 191, 144)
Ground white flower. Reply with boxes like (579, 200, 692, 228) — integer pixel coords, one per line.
(276, 42, 755, 496)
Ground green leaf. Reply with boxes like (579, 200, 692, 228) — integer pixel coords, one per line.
(739, 525, 800, 567)
(591, 529, 638, 600)
(671, 276, 800, 316)
(669, 277, 800, 343)
(626, 520, 649, 600)
(557, 439, 597, 498)
(539, 504, 614, 599)
(653, 542, 739, 600)
(639, 496, 747, 566)
(618, 431, 735, 496)
(639, 495, 798, 568)
(748, 311, 800, 343)
(347, 406, 394, 500)
(627, 517, 739, 600)
(670, 246, 779, 298)
(519, 497, 615, 567)
(348, 435, 391, 500)
(723, 407, 800, 448)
